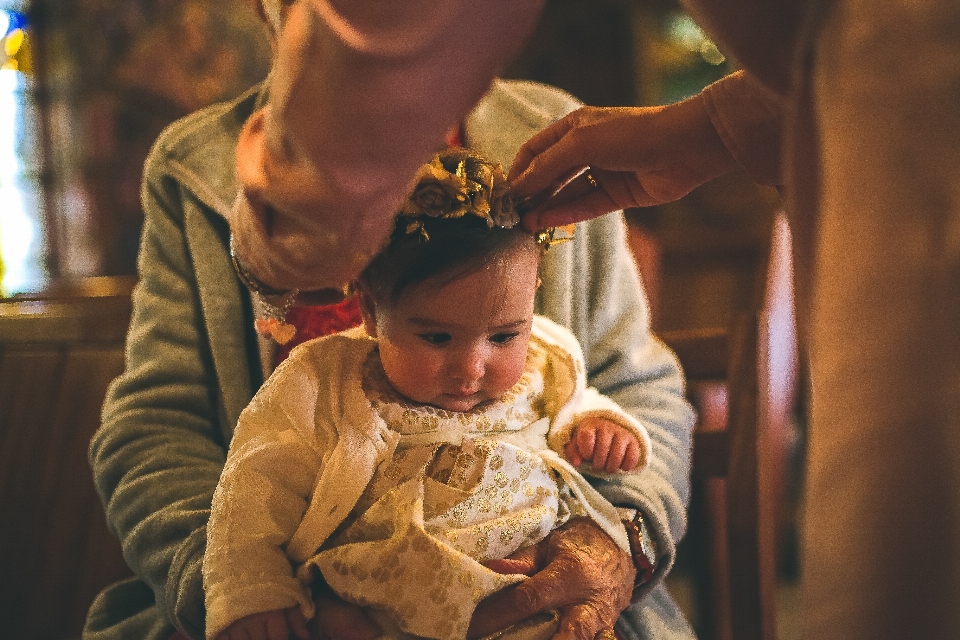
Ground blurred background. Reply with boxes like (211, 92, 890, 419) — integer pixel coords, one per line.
(0, 0, 270, 293)
(0, 1, 800, 637)
(0, 0, 781, 322)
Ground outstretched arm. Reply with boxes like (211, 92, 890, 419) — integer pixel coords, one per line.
(510, 70, 784, 231)
(231, 0, 545, 293)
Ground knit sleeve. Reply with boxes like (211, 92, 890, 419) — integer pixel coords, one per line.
(701, 70, 786, 187)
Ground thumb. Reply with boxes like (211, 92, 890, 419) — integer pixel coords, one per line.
(469, 553, 585, 639)
(483, 545, 541, 576)
(521, 187, 620, 232)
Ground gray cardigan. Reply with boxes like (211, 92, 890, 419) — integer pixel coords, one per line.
(86, 79, 696, 640)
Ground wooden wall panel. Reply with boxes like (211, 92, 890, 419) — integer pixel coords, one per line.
(0, 296, 132, 640)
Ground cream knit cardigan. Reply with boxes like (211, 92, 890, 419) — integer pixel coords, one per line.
(203, 316, 651, 639)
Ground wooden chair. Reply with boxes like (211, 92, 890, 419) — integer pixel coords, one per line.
(0, 222, 795, 640)
(0, 279, 135, 640)
(659, 213, 798, 640)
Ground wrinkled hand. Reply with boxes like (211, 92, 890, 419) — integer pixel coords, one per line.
(468, 518, 636, 640)
(309, 589, 382, 640)
(509, 96, 738, 231)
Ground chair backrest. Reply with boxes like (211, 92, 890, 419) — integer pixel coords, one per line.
(0, 280, 135, 640)
(659, 213, 797, 640)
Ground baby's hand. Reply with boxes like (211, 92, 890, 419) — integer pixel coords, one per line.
(216, 606, 308, 640)
(565, 417, 641, 473)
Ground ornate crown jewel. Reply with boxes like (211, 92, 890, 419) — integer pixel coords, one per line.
(395, 150, 575, 248)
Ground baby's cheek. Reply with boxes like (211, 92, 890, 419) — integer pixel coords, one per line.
(491, 355, 527, 394)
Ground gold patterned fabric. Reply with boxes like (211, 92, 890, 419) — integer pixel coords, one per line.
(299, 346, 581, 638)
(204, 316, 651, 639)
(311, 441, 562, 638)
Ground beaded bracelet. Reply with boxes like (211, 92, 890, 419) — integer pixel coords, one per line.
(616, 507, 658, 587)
(229, 234, 300, 345)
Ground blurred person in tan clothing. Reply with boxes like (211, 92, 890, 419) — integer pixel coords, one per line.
(510, 1, 960, 639)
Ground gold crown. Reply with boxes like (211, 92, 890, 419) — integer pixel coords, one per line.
(396, 149, 574, 248)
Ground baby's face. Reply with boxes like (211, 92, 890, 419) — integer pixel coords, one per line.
(369, 245, 539, 412)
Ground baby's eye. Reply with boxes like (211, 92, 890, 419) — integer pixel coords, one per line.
(489, 332, 519, 345)
(419, 333, 451, 345)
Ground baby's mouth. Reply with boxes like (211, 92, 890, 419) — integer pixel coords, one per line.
(437, 390, 487, 411)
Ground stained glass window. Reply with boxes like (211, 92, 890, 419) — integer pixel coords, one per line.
(0, 1, 269, 295)
(0, 3, 43, 295)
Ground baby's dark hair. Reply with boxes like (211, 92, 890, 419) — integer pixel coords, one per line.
(358, 148, 536, 306)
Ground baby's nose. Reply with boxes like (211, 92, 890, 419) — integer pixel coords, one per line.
(451, 348, 485, 384)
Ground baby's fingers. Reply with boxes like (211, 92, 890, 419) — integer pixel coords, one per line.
(588, 428, 614, 471)
(574, 426, 597, 461)
(601, 434, 630, 474)
(620, 438, 641, 472)
(565, 439, 584, 467)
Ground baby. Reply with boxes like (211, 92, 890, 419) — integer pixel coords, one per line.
(203, 149, 652, 640)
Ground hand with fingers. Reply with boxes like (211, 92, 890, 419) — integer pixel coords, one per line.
(508, 96, 739, 232)
(565, 417, 642, 473)
(468, 518, 636, 640)
(307, 588, 383, 640)
(215, 606, 308, 640)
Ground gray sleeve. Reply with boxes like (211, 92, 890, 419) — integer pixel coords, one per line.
(536, 211, 696, 595)
(89, 144, 228, 640)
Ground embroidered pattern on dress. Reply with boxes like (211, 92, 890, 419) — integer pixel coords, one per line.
(301, 336, 583, 639)
(360, 341, 548, 436)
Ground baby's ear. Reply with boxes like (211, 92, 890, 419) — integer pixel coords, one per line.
(355, 285, 379, 338)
